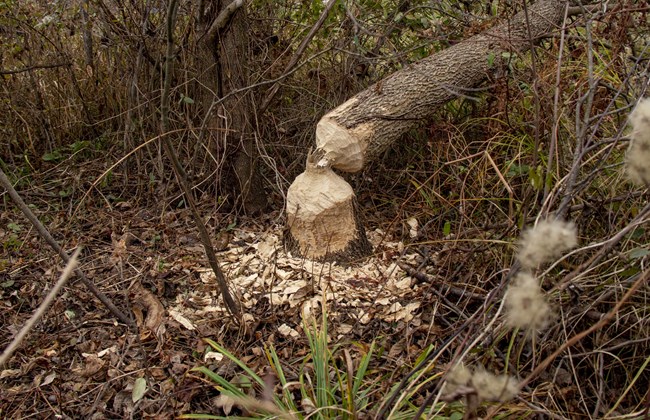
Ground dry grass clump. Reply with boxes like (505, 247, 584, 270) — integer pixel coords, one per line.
(443, 220, 577, 409)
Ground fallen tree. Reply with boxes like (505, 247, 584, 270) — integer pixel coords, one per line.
(286, 0, 568, 261)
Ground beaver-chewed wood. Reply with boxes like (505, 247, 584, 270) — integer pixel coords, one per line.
(287, 0, 567, 263)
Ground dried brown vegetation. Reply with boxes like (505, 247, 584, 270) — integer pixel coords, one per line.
(1, 0, 649, 418)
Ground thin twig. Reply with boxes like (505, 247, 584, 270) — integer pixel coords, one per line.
(375, 276, 508, 419)
(0, 249, 81, 366)
(198, 48, 332, 146)
(258, 0, 338, 114)
(397, 261, 485, 301)
(0, 62, 70, 75)
(544, 3, 569, 205)
(554, 30, 650, 218)
(550, 201, 650, 292)
(521, 268, 650, 388)
(557, 11, 596, 220)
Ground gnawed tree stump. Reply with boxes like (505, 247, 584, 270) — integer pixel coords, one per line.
(285, 150, 371, 262)
(287, 0, 567, 261)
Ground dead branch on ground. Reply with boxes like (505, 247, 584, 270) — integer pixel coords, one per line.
(0, 168, 133, 326)
(0, 249, 81, 366)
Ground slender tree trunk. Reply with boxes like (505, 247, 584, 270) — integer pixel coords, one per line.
(199, 0, 266, 214)
(220, 15, 266, 214)
(80, 0, 94, 74)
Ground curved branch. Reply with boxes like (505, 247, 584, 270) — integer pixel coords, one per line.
(161, 0, 241, 318)
(204, 0, 245, 45)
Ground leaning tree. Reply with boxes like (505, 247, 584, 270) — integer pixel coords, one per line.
(285, 0, 568, 261)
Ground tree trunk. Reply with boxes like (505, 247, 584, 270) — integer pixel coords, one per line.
(80, 0, 94, 74)
(315, 0, 567, 172)
(287, 0, 568, 262)
(220, 10, 267, 214)
(200, 0, 266, 214)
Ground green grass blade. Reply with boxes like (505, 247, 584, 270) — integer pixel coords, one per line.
(352, 341, 375, 396)
(203, 338, 265, 386)
(265, 345, 300, 413)
(191, 366, 247, 396)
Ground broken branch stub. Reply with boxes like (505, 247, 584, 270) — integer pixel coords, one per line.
(285, 151, 371, 262)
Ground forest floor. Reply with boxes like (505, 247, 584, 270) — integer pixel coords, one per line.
(2, 163, 648, 419)
(0, 182, 461, 418)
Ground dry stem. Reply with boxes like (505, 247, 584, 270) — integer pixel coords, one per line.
(521, 268, 650, 388)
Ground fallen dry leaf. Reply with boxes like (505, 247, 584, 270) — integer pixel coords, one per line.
(169, 309, 196, 330)
(215, 393, 236, 415)
(0, 369, 22, 379)
(130, 281, 165, 335)
(73, 354, 106, 378)
(110, 232, 129, 266)
(277, 323, 300, 339)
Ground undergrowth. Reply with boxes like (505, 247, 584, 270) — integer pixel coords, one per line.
(1, 1, 649, 419)
(186, 303, 452, 420)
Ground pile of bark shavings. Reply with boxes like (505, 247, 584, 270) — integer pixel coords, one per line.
(1, 199, 475, 418)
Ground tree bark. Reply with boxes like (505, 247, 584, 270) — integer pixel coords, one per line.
(199, 0, 266, 214)
(80, 0, 95, 74)
(315, 0, 567, 173)
(223, 20, 267, 215)
(287, 0, 568, 262)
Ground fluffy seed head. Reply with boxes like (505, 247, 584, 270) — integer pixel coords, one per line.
(626, 98, 650, 186)
(517, 219, 577, 269)
(443, 363, 519, 403)
(442, 363, 472, 396)
(505, 272, 552, 331)
(470, 367, 519, 402)
(628, 98, 650, 145)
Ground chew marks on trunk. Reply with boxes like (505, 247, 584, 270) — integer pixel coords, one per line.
(285, 0, 567, 262)
(285, 150, 371, 261)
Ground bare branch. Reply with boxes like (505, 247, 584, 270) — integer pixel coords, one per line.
(258, 0, 338, 114)
(204, 0, 245, 45)
(0, 169, 133, 326)
(522, 268, 650, 388)
(0, 62, 70, 75)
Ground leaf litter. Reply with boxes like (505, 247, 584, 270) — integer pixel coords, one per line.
(0, 205, 443, 418)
